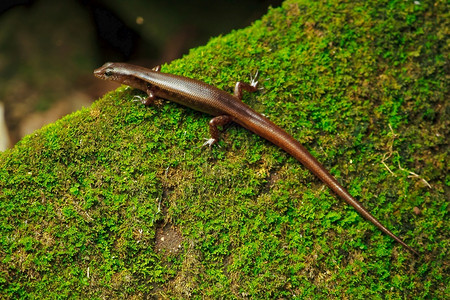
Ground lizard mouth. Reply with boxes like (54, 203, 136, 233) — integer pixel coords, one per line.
(93, 68, 104, 79)
(93, 62, 115, 80)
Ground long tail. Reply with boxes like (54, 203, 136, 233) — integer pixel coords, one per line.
(290, 143, 420, 256)
(237, 111, 418, 255)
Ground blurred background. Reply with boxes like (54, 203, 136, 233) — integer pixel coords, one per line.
(0, 0, 283, 150)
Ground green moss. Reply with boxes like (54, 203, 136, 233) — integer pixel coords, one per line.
(1, 0, 448, 298)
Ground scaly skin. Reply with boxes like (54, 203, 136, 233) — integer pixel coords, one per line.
(94, 62, 418, 255)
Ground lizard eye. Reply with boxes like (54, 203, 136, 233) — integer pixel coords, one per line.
(104, 67, 114, 77)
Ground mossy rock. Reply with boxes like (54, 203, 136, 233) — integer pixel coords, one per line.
(1, 0, 448, 298)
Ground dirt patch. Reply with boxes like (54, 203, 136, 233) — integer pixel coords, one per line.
(155, 223, 183, 254)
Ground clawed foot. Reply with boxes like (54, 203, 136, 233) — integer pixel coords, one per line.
(132, 95, 144, 103)
(133, 95, 154, 106)
(202, 138, 219, 148)
(250, 70, 259, 88)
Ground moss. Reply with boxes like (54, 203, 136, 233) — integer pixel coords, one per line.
(1, 0, 448, 298)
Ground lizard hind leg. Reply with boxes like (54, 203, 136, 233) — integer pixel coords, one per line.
(234, 71, 259, 100)
(202, 115, 232, 147)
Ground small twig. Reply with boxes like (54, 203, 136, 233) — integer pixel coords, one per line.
(381, 124, 431, 189)
(397, 161, 432, 188)
(380, 124, 396, 175)
(157, 197, 162, 213)
(381, 152, 395, 176)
